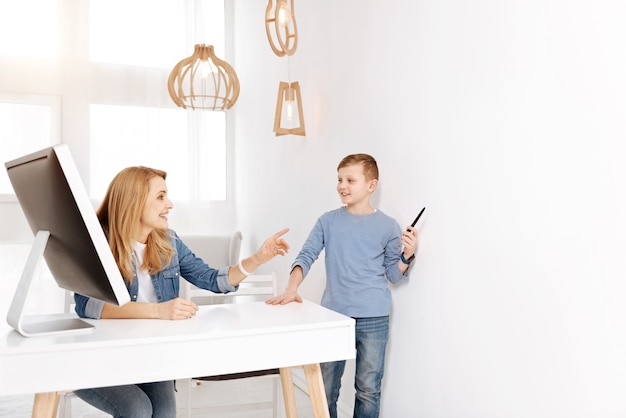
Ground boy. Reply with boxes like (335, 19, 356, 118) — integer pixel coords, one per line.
(266, 153, 417, 418)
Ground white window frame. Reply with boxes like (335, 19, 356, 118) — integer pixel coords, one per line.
(0, 94, 61, 203)
(0, 0, 234, 209)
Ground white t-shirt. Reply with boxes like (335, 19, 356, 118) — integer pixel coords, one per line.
(133, 241, 158, 303)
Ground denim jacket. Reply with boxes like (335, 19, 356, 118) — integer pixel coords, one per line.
(74, 230, 238, 319)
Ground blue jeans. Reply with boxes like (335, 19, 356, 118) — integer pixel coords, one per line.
(74, 380, 176, 418)
(321, 316, 389, 418)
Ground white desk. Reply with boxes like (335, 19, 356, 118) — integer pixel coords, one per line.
(0, 300, 355, 417)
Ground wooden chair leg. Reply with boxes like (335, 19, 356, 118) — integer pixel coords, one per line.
(303, 364, 330, 418)
(32, 392, 61, 418)
(279, 367, 298, 418)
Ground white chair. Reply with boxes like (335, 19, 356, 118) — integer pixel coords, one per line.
(178, 231, 242, 301)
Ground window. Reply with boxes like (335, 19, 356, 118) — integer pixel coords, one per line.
(89, 0, 187, 68)
(90, 105, 188, 199)
(90, 105, 225, 201)
(0, 0, 228, 202)
(89, 0, 225, 67)
(0, 0, 61, 199)
(0, 0, 58, 59)
(87, 0, 227, 200)
(0, 95, 60, 197)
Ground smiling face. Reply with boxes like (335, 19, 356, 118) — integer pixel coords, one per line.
(337, 162, 378, 213)
(137, 176, 174, 243)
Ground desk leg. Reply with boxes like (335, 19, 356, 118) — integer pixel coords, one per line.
(32, 392, 60, 418)
(303, 363, 330, 418)
(279, 367, 298, 418)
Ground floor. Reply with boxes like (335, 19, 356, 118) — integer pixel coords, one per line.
(0, 376, 315, 417)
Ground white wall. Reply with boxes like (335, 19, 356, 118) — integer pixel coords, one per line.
(233, 1, 626, 417)
(1, 1, 625, 416)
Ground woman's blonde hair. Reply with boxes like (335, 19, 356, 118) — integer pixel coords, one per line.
(97, 166, 174, 282)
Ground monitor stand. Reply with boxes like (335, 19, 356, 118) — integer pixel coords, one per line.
(6, 230, 95, 337)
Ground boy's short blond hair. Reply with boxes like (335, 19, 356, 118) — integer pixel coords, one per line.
(337, 153, 379, 181)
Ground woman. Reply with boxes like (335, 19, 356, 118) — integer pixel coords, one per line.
(73, 166, 289, 418)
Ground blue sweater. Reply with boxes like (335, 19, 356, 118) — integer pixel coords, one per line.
(293, 207, 408, 318)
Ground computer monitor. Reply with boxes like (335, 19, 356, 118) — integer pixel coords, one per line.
(5, 144, 130, 337)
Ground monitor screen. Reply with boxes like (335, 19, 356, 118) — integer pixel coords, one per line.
(5, 144, 130, 336)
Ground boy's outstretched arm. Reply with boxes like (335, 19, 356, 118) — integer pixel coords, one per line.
(266, 265, 304, 305)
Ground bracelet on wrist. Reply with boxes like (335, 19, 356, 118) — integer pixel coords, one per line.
(238, 260, 252, 276)
(400, 253, 415, 265)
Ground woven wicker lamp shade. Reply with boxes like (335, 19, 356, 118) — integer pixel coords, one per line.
(168, 44, 240, 111)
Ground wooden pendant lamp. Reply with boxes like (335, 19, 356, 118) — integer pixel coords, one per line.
(168, 44, 240, 111)
(273, 81, 305, 136)
(265, 0, 298, 57)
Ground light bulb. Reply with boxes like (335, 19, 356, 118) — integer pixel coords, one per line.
(199, 59, 211, 78)
(277, 2, 289, 27)
(285, 86, 295, 121)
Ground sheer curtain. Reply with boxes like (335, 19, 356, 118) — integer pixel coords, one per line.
(0, 0, 234, 240)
